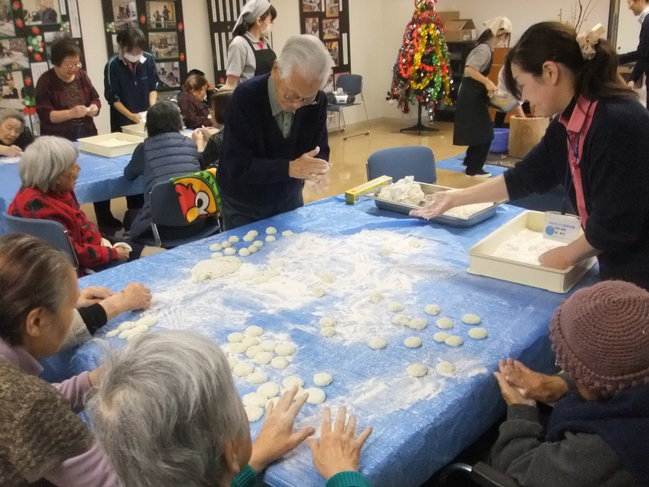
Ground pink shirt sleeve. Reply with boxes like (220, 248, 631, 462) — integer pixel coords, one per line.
(53, 371, 92, 413)
(43, 441, 120, 487)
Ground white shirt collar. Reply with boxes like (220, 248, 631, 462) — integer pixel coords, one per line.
(639, 6, 649, 24)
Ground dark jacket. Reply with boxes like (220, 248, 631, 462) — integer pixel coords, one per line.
(503, 96, 649, 289)
(619, 14, 649, 84)
(177, 92, 212, 129)
(199, 130, 223, 170)
(218, 74, 329, 208)
(124, 132, 200, 239)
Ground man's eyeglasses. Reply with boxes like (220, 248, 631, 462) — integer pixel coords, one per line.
(63, 62, 82, 70)
(282, 89, 319, 106)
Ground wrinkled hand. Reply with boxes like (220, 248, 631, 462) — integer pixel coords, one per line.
(498, 358, 568, 403)
(249, 387, 315, 473)
(494, 370, 536, 407)
(69, 105, 89, 118)
(538, 246, 572, 269)
(308, 406, 372, 481)
(116, 282, 152, 311)
(288, 147, 330, 183)
(409, 191, 456, 220)
(77, 286, 114, 307)
(87, 104, 99, 117)
(115, 246, 130, 261)
(3, 145, 22, 157)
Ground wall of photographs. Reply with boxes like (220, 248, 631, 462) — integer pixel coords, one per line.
(0, 0, 85, 133)
(100, 0, 187, 92)
(299, 0, 350, 92)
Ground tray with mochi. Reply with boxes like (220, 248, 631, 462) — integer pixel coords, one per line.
(367, 177, 500, 227)
(78, 132, 144, 157)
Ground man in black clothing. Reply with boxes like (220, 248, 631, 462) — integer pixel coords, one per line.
(619, 0, 649, 108)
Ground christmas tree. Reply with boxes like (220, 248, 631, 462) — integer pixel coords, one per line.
(387, 0, 452, 116)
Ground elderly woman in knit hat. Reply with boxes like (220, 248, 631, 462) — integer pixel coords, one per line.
(223, 0, 277, 90)
(491, 280, 649, 486)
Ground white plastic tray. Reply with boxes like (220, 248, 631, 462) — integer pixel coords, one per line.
(467, 210, 595, 293)
(121, 123, 146, 138)
(78, 132, 143, 157)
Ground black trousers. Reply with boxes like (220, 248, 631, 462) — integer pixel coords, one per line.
(464, 143, 491, 174)
(221, 190, 303, 231)
(93, 195, 144, 224)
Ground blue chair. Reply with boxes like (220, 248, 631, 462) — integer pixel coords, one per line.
(366, 146, 436, 183)
(136, 180, 221, 248)
(327, 74, 370, 139)
(3, 213, 79, 268)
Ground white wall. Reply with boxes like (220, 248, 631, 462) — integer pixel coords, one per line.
(617, 2, 642, 53)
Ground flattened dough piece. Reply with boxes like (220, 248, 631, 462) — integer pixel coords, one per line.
(282, 376, 305, 389)
(275, 342, 296, 356)
(270, 357, 289, 369)
(468, 327, 488, 339)
(191, 256, 241, 281)
(304, 387, 326, 404)
(444, 335, 464, 347)
(313, 372, 333, 387)
(404, 336, 422, 348)
(408, 318, 427, 330)
(433, 332, 450, 343)
(436, 361, 457, 376)
(257, 382, 281, 398)
(368, 337, 387, 350)
(233, 363, 254, 377)
(462, 313, 482, 325)
(435, 317, 453, 329)
(406, 363, 428, 378)
(245, 325, 264, 337)
(245, 405, 264, 422)
(320, 327, 336, 338)
(387, 301, 404, 312)
(227, 332, 245, 343)
(424, 304, 441, 315)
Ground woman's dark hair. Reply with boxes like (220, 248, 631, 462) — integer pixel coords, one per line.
(474, 28, 494, 47)
(146, 100, 183, 136)
(51, 37, 81, 67)
(210, 89, 233, 125)
(183, 74, 208, 93)
(0, 234, 73, 346)
(186, 68, 205, 78)
(233, 5, 277, 37)
(504, 21, 634, 101)
(116, 26, 147, 52)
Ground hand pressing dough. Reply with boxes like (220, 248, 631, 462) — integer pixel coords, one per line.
(228, 235, 240, 243)
(433, 332, 450, 343)
(191, 257, 241, 281)
(243, 392, 267, 407)
(270, 356, 289, 369)
(388, 301, 405, 312)
(275, 342, 296, 356)
(265, 235, 276, 242)
(369, 291, 383, 304)
(313, 372, 333, 386)
(259, 340, 277, 352)
(462, 313, 482, 325)
(368, 337, 387, 349)
(320, 327, 336, 338)
(254, 351, 273, 365)
(424, 304, 441, 315)
(257, 382, 280, 398)
(282, 376, 304, 389)
(404, 336, 422, 348)
(233, 363, 254, 377)
(319, 317, 336, 328)
(239, 248, 251, 257)
(304, 387, 326, 404)
(209, 242, 222, 251)
(247, 370, 268, 384)
(392, 315, 410, 326)
(444, 335, 464, 347)
(265, 226, 278, 234)
(406, 363, 428, 378)
(245, 405, 264, 422)
(408, 318, 427, 330)
(224, 247, 236, 256)
(436, 361, 457, 376)
(468, 327, 488, 339)
(246, 325, 264, 336)
(435, 318, 453, 329)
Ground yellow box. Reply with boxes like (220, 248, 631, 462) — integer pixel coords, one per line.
(345, 176, 392, 204)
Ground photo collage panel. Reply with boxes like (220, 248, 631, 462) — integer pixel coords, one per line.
(300, 0, 349, 72)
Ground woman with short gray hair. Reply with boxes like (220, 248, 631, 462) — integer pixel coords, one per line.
(0, 109, 33, 157)
(8, 136, 139, 270)
(88, 330, 373, 487)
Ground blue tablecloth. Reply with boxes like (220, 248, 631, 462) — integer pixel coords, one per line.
(47, 196, 598, 487)
(0, 150, 143, 234)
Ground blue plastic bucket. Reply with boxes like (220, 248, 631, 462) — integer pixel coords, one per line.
(490, 128, 509, 153)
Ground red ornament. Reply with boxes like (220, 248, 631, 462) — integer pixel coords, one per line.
(12, 1, 20, 9)
(39, 41, 44, 47)
(34, 53, 42, 61)
(15, 19, 23, 28)
(178, 22, 184, 31)
(29, 107, 36, 115)
(179, 53, 185, 62)
(24, 77, 32, 86)
(139, 15, 145, 24)
(31, 26, 40, 34)
(27, 46, 33, 52)
(219, 77, 225, 84)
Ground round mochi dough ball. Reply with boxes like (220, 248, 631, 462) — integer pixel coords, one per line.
(408, 318, 427, 330)
(247, 370, 268, 384)
(249, 230, 259, 238)
(243, 392, 268, 407)
(462, 313, 482, 325)
(282, 376, 305, 389)
(320, 327, 336, 338)
(406, 363, 428, 378)
(223, 247, 236, 256)
(243, 234, 254, 242)
(436, 361, 457, 377)
(282, 230, 294, 237)
(245, 345, 263, 358)
(239, 248, 251, 257)
(304, 387, 326, 404)
(259, 340, 277, 352)
(468, 327, 489, 340)
(228, 342, 247, 354)
(211, 251, 223, 259)
(233, 363, 254, 377)
(392, 315, 410, 326)
(444, 335, 464, 347)
(245, 405, 264, 422)
(387, 301, 405, 312)
(321, 273, 335, 283)
(433, 332, 450, 343)
(312, 287, 326, 298)
(275, 342, 296, 356)
(404, 336, 422, 348)
(313, 372, 333, 387)
(368, 337, 387, 350)
(319, 317, 336, 328)
(221, 240, 232, 248)
(369, 291, 383, 304)
(270, 356, 289, 369)
(253, 240, 264, 248)
(228, 235, 240, 243)
(227, 332, 245, 343)
(424, 304, 441, 315)
(265, 235, 276, 242)
(254, 351, 273, 365)
(257, 382, 281, 398)
(265, 226, 278, 235)
(245, 325, 264, 337)
(209, 242, 222, 251)
(248, 245, 258, 254)
(241, 336, 259, 348)
(435, 317, 453, 329)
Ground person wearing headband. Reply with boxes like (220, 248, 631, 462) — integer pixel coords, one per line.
(223, 0, 277, 90)
(452, 16, 512, 177)
(618, 0, 649, 108)
(412, 21, 649, 291)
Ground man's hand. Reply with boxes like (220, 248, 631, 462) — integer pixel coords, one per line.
(308, 406, 372, 480)
(1, 145, 22, 157)
(69, 105, 89, 118)
(288, 147, 330, 183)
(116, 282, 152, 311)
(410, 191, 456, 220)
(498, 358, 568, 403)
(77, 286, 114, 307)
(249, 387, 315, 473)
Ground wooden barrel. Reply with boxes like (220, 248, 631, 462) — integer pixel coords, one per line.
(508, 116, 550, 159)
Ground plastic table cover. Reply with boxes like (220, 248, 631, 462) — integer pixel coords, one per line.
(44, 195, 598, 487)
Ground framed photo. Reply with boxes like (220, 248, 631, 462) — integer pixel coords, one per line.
(146, 1, 176, 29)
(304, 17, 319, 37)
(0, 0, 16, 37)
(156, 61, 180, 88)
(325, 41, 339, 66)
(0, 70, 24, 109)
(43, 30, 67, 43)
(111, 0, 138, 31)
(0, 38, 29, 70)
(22, 0, 61, 25)
(325, 0, 339, 17)
(148, 31, 179, 59)
(301, 0, 321, 13)
(322, 18, 339, 40)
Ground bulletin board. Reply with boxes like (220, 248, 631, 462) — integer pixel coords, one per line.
(0, 0, 85, 133)
(100, 0, 187, 92)
(206, 0, 248, 86)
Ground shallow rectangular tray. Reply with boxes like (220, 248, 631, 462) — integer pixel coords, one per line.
(368, 182, 499, 227)
(121, 123, 146, 138)
(78, 132, 143, 157)
(467, 210, 595, 293)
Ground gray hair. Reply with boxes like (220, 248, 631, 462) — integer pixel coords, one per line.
(19, 136, 78, 192)
(0, 109, 25, 127)
(86, 330, 248, 487)
(277, 34, 333, 88)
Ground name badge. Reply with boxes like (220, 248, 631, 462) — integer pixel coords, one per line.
(543, 212, 581, 243)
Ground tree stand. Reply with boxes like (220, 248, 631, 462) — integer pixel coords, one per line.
(400, 102, 438, 134)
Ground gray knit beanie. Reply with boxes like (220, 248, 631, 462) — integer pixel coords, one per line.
(550, 280, 649, 397)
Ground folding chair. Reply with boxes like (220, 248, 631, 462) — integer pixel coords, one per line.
(366, 146, 436, 183)
(438, 462, 519, 487)
(326, 74, 370, 140)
